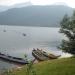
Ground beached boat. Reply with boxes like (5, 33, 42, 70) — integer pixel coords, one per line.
(40, 50, 61, 59)
(32, 49, 50, 61)
(32, 49, 61, 61)
(0, 52, 28, 65)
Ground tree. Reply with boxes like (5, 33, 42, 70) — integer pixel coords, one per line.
(59, 11, 75, 54)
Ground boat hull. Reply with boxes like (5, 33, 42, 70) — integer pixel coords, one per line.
(0, 53, 28, 65)
(32, 50, 49, 61)
(32, 49, 61, 61)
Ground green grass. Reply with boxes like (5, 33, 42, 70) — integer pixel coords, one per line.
(7, 57, 75, 75)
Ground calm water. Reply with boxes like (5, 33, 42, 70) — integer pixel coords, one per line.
(0, 25, 64, 70)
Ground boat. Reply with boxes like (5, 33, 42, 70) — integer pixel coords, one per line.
(22, 33, 26, 36)
(40, 50, 61, 59)
(0, 52, 28, 65)
(32, 49, 50, 61)
(32, 49, 61, 61)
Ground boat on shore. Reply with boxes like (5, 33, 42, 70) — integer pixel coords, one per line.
(32, 49, 50, 61)
(38, 49, 61, 59)
(32, 49, 61, 61)
(0, 52, 28, 65)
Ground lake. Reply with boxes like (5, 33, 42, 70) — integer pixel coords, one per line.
(0, 25, 65, 70)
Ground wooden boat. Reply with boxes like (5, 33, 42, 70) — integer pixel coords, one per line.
(0, 52, 28, 65)
(32, 49, 61, 61)
(32, 49, 50, 61)
(41, 50, 61, 59)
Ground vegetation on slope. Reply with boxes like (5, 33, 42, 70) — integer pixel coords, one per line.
(4, 57, 75, 75)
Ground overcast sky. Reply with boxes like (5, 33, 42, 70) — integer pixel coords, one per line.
(0, 0, 75, 8)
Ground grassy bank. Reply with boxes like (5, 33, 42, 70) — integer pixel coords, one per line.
(4, 57, 75, 75)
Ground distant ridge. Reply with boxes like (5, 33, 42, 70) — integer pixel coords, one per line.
(0, 1, 32, 12)
(0, 5, 73, 27)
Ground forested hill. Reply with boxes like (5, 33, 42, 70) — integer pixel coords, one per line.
(0, 5, 73, 27)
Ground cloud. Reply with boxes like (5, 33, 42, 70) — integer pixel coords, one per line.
(0, 0, 29, 6)
(0, 0, 75, 8)
(31, 0, 67, 5)
(31, 0, 75, 8)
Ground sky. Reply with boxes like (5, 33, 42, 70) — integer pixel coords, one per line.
(0, 0, 75, 8)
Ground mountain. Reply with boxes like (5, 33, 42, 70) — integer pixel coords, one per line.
(0, 2, 32, 12)
(0, 6, 10, 12)
(0, 5, 73, 27)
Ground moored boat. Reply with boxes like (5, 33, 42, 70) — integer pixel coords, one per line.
(0, 52, 28, 65)
(32, 49, 50, 61)
(41, 50, 61, 59)
(32, 49, 61, 61)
